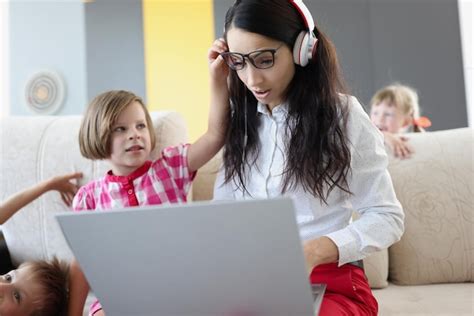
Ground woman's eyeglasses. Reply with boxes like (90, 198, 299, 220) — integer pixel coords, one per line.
(220, 45, 283, 70)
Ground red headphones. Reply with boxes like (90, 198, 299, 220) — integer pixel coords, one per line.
(290, 0, 318, 66)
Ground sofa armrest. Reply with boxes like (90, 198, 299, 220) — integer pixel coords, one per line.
(0, 228, 14, 273)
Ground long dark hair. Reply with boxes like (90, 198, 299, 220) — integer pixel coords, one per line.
(223, 0, 352, 203)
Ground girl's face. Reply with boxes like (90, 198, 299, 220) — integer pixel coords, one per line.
(109, 101, 152, 176)
(226, 27, 295, 111)
(0, 266, 42, 316)
(370, 100, 411, 133)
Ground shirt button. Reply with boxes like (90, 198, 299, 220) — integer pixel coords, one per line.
(128, 189, 133, 195)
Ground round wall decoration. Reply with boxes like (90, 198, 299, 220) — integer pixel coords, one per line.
(25, 70, 66, 115)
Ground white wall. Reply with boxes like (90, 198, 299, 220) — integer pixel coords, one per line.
(0, 1, 9, 118)
(459, 0, 474, 127)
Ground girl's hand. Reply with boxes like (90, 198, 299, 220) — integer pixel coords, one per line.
(383, 132, 413, 159)
(208, 38, 230, 84)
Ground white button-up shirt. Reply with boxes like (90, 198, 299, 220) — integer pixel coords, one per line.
(213, 96, 404, 265)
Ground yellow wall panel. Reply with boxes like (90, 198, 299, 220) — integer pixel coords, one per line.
(143, 0, 214, 141)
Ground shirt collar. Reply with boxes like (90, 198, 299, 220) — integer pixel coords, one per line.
(106, 160, 152, 183)
(257, 101, 289, 120)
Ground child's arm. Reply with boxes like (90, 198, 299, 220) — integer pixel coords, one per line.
(383, 132, 413, 159)
(0, 172, 82, 225)
(68, 259, 90, 316)
(187, 38, 230, 172)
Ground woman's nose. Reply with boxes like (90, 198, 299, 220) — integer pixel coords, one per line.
(245, 64, 263, 87)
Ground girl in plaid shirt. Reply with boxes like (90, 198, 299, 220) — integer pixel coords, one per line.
(68, 88, 229, 316)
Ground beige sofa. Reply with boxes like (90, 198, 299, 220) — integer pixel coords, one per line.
(0, 113, 472, 315)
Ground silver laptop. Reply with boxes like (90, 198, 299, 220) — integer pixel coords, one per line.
(56, 198, 325, 316)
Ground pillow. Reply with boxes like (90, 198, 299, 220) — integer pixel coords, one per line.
(387, 128, 473, 285)
(364, 249, 389, 288)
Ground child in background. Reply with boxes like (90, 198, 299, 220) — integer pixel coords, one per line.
(0, 258, 69, 316)
(68, 89, 229, 316)
(370, 83, 431, 159)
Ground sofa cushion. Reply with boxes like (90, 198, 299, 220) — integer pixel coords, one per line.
(373, 283, 474, 315)
(387, 128, 473, 285)
(363, 249, 389, 289)
(0, 112, 188, 266)
(192, 151, 222, 201)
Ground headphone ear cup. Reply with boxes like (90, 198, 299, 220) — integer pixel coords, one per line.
(293, 31, 309, 66)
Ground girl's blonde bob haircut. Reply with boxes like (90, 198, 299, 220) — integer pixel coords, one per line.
(79, 90, 156, 160)
(370, 83, 424, 132)
(370, 83, 420, 119)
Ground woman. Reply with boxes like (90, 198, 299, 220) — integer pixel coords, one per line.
(207, 0, 404, 314)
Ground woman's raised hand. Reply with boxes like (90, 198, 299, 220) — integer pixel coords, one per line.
(208, 38, 230, 84)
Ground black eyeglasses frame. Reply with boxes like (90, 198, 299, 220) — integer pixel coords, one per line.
(220, 44, 284, 70)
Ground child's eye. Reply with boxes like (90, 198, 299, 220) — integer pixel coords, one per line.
(137, 123, 147, 129)
(4, 274, 12, 282)
(13, 290, 21, 303)
(113, 126, 125, 132)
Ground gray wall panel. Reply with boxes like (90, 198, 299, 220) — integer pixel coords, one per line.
(369, 0, 466, 130)
(213, 0, 234, 39)
(308, 0, 374, 110)
(85, 0, 146, 105)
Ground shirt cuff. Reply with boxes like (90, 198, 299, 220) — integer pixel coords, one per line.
(325, 228, 361, 266)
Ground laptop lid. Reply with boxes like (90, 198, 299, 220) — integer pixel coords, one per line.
(56, 198, 317, 316)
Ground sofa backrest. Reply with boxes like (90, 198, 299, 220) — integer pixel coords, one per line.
(387, 128, 473, 285)
(0, 112, 188, 266)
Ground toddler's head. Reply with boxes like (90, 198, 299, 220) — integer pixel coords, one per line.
(370, 83, 426, 133)
(79, 90, 157, 175)
(0, 257, 69, 316)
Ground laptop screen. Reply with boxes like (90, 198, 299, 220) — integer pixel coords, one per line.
(57, 198, 319, 316)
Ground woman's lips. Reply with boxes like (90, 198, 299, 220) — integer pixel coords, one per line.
(253, 89, 270, 99)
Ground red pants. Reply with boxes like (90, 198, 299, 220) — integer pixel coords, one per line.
(310, 263, 378, 316)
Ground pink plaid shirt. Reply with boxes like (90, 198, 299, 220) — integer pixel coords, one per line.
(72, 144, 196, 315)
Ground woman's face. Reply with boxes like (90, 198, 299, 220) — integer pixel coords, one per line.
(226, 27, 295, 111)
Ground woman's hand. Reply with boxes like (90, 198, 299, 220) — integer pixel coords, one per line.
(383, 132, 413, 159)
(303, 236, 339, 275)
(208, 38, 230, 84)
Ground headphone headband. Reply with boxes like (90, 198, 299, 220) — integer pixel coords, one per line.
(290, 0, 315, 33)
